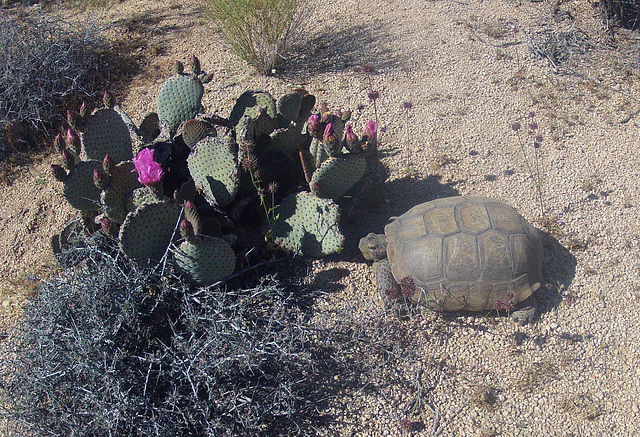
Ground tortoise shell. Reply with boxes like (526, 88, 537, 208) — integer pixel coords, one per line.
(385, 196, 543, 311)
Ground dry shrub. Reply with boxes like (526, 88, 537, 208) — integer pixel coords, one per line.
(0, 235, 421, 435)
(0, 11, 104, 160)
(602, 0, 640, 29)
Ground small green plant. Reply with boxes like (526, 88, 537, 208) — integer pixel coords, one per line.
(511, 112, 546, 217)
(203, 0, 309, 75)
(362, 64, 382, 140)
(402, 100, 412, 168)
(241, 150, 280, 246)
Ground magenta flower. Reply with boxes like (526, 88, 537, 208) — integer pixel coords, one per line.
(132, 148, 164, 186)
(363, 120, 378, 140)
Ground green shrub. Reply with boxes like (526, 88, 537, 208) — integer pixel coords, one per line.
(203, 0, 309, 75)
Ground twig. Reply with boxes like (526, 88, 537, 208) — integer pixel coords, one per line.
(209, 256, 290, 287)
(620, 106, 640, 124)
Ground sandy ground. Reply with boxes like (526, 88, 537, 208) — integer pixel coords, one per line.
(2, 0, 640, 435)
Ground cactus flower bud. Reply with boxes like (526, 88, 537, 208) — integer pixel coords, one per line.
(363, 120, 378, 140)
(132, 148, 164, 186)
(323, 123, 337, 144)
(67, 110, 80, 130)
(53, 133, 64, 152)
(93, 169, 109, 190)
(344, 125, 357, 144)
(174, 60, 184, 75)
(61, 149, 75, 170)
(179, 219, 195, 241)
(103, 154, 115, 175)
(190, 55, 201, 75)
(103, 90, 114, 108)
(100, 217, 113, 234)
(320, 102, 329, 113)
(66, 129, 80, 154)
(311, 182, 321, 192)
(184, 200, 196, 211)
(306, 114, 322, 137)
(199, 72, 213, 83)
(79, 101, 90, 119)
(51, 164, 67, 182)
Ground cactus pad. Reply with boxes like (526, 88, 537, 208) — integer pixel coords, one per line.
(174, 235, 236, 285)
(310, 154, 367, 199)
(187, 136, 239, 207)
(157, 74, 205, 134)
(229, 90, 277, 132)
(178, 119, 207, 149)
(80, 108, 134, 163)
(138, 112, 161, 143)
(119, 200, 182, 266)
(273, 192, 344, 257)
(101, 161, 142, 223)
(270, 128, 305, 155)
(277, 92, 302, 122)
(62, 160, 102, 211)
(126, 186, 167, 213)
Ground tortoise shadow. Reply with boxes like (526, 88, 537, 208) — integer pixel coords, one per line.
(535, 231, 578, 315)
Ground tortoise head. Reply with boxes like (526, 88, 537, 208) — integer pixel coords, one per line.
(359, 233, 388, 262)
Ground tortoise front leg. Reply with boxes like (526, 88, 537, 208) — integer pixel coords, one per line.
(511, 295, 538, 325)
(375, 259, 401, 302)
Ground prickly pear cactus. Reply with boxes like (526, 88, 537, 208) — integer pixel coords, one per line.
(61, 160, 103, 211)
(80, 108, 134, 163)
(310, 154, 367, 200)
(273, 192, 344, 257)
(277, 92, 303, 122)
(126, 186, 168, 213)
(187, 136, 240, 207)
(269, 127, 307, 155)
(178, 119, 208, 149)
(157, 59, 211, 135)
(229, 90, 277, 136)
(100, 160, 142, 223)
(174, 234, 236, 286)
(277, 90, 316, 123)
(119, 200, 182, 266)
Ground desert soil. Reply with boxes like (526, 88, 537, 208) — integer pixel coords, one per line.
(2, 0, 640, 435)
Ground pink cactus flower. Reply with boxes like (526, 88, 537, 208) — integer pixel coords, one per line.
(132, 148, 164, 186)
(363, 121, 378, 140)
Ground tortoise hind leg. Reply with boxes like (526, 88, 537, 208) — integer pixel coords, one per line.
(511, 295, 538, 325)
(374, 259, 401, 303)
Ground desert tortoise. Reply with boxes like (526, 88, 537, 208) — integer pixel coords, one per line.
(359, 196, 543, 323)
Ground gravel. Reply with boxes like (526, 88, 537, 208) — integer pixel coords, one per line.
(3, 0, 640, 435)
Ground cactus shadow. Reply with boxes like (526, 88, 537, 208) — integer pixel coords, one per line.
(280, 22, 401, 77)
(340, 174, 462, 262)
